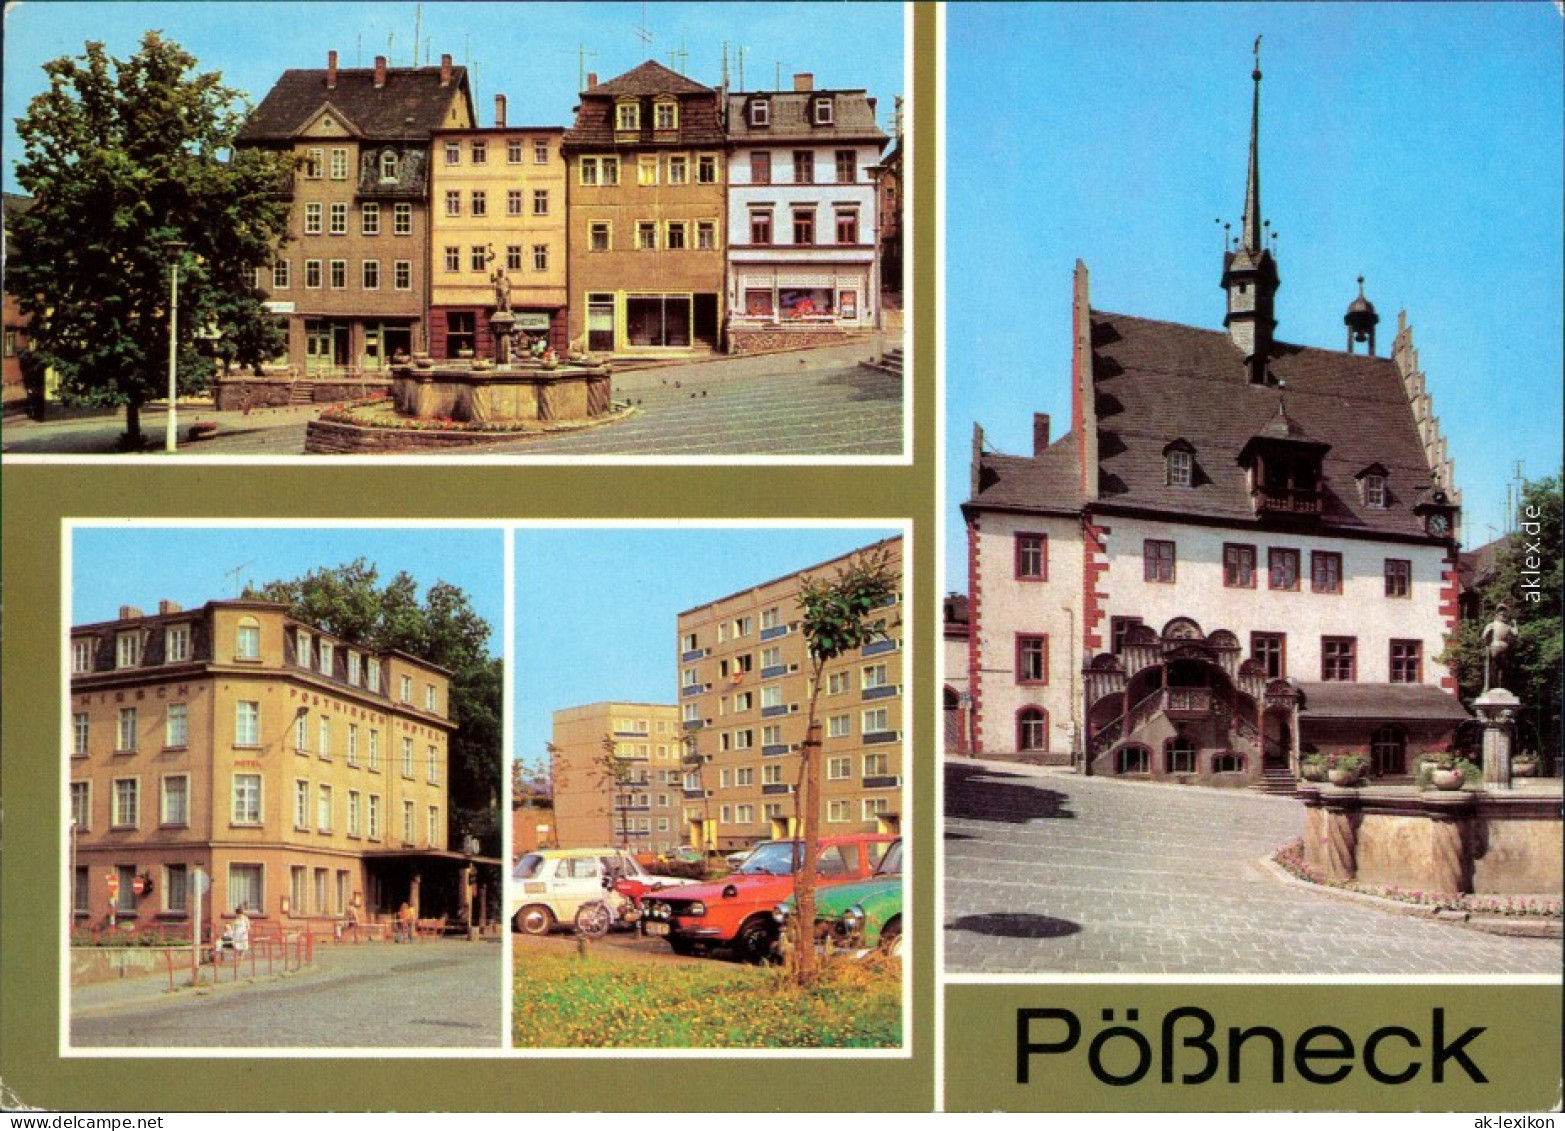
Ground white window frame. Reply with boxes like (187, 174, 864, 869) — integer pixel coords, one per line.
(165, 702, 189, 748)
(235, 700, 260, 747)
(112, 777, 140, 828)
(232, 773, 262, 825)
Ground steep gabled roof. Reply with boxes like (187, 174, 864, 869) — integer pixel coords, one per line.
(563, 61, 723, 149)
(967, 433, 1083, 516)
(237, 65, 472, 143)
(589, 60, 712, 98)
(1089, 311, 1435, 538)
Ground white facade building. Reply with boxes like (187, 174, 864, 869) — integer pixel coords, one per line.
(725, 76, 887, 341)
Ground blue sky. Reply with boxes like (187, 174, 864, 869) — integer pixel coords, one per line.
(70, 523, 506, 657)
(512, 524, 902, 770)
(945, 2, 1563, 581)
(3, 0, 905, 194)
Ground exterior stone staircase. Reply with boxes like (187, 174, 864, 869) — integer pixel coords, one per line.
(862, 346, 903, 378)
(1250, 765, 1299, 796)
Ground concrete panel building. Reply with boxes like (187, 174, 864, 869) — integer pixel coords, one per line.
(677, 537, 904, 853)
(69, 599, 461, 936)
(549, 702, 683, 853)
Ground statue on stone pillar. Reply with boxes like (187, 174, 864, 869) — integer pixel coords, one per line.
(490, 265, 512, 313)
(1481, 605, 1516, 691)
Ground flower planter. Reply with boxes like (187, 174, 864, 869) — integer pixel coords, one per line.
(1299, 764, 1327, 783)
(1327, 768, 1361, 787)
(1511, 761, 1538, 779)
(1429, 768, 1466, 791)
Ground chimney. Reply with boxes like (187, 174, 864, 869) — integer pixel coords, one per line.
(374, 55, 387, 89)
(158, 599, 183, 616)
(327, 50, 338, 89)
(793, 73, 814, 92)
(440, 53, 452, 87)
(586, 72, 598, 90)
(119, 605, 143, 621)
(494, 93, 507, 128)
(1033, 413, 1051, 456)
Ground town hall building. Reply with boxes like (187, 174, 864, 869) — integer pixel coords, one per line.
(961, 56, 1470, 787)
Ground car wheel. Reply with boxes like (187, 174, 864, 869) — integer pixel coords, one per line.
(668, 936, 700, 957)
(514, 904, 554, 936)
(877, 916, 902, 953)
(734, 916, 778, 965)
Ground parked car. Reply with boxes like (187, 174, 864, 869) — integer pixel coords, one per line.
(640, 834, 896, 962)
(774, 837, 903, 954)
(509, 848, 695, 935)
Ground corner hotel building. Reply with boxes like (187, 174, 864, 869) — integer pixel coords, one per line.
(68, 599, 454, 933)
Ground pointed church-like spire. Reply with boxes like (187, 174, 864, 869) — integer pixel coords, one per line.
(1221, 36, 1280, 383)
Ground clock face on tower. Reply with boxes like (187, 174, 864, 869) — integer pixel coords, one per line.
(1427, 513, 1451, 537)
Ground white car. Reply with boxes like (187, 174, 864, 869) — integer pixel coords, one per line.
(508, 847, 695, 935)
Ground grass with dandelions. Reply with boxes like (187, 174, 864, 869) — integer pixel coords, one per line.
(512, 940, 901, 1049)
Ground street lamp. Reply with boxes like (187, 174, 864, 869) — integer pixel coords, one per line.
(162, 240, 189, 454)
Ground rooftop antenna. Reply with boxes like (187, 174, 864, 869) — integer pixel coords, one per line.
(413, 3, 422, 66)
(737, 46, 747, 92)
(356, 34, 362, 67)
(226, 560, 254, 598)
(669, 41, 688, 75)
(387, 32, 394, 62)
(775, 60, 782, 90)
(635, 2, 653, 48)
(577, 44, 598, 92)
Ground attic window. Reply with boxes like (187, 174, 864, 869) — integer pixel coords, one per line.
(654, 100, 678, 130)
(749, 99, 770, 127)
(813, 97, 834, 125)
(1163, 439, 1196, 488)
(1354, 464, 1391, 508)
(379, 150, 398, 182)
(616, 101, 641, 131)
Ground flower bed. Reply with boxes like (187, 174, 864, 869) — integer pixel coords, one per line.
(1273, 839, 1562, 919)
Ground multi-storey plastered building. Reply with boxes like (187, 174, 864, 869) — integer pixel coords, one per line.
(68, 599, 456, 933)
(238, 51, 475, 374)
(562, 61, 728, 356)
(725, 75, 888, 351)
(962, 60, 1468, 787)
(428, 95, 568, 359)
(677, 538, 904, 853)
(549, 702, 684, 853)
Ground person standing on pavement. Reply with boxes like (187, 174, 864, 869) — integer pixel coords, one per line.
(231, 906, 251, 956)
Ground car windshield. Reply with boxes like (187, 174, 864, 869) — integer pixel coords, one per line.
(512, 854, 547, 880)
(736, 841, 800, 875)
(875, 840, 902, 876)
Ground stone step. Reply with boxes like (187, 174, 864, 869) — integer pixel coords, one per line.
(1250, 766, 1299, 796)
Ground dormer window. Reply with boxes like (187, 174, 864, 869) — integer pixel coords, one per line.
(1163, 439, 1196, 488)
(813, 97, 834, 125)
(749, 99, 771, 127)
(654, 99, 678, 131)
(616, 101, 641, 131)
(1355, 463, 1391, 508)
(379, 149, 399, 182)
(116, 631, 142, 670)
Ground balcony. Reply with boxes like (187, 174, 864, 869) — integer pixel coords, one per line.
(862, 639, 899, 657)
(862, 684, 898, 702)
(761, 744, 789, 757)
(863, 774, 901, 790)
(1251, 485, 1322, 516)
(760, 625, 790, 641)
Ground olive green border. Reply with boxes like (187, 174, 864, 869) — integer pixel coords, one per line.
(0, 3, 937, 1112)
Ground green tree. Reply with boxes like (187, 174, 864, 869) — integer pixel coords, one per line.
(599, 734, 639, 851)
(9, 32, 290, 445)
(791, 545, 897, 987)
(1443, 474, 1563, 760)
(247, 559, 504, 856)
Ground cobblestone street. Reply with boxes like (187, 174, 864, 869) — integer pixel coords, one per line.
(1, 340, 902, 458)
(943, 760, 1563, 977)
(70, 938, 502, 1049)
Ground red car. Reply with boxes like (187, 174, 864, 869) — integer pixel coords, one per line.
(640, 834, 896, 962)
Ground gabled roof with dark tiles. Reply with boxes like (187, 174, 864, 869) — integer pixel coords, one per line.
(967, 433, 1084, 516)
(563, 61, 723, 149)
(1296, 681, 1468, 721)
(237, 65, 472, 143)
(726, 90, 887, 145)
(1088, 311, 1436, 538)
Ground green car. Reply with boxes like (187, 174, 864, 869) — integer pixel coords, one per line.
(773, 838, 903, 952)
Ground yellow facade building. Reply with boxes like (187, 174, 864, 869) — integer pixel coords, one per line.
(549, 702, 684, 853)
(69, 599, 458, 937)
(429, 96, 569, 358)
